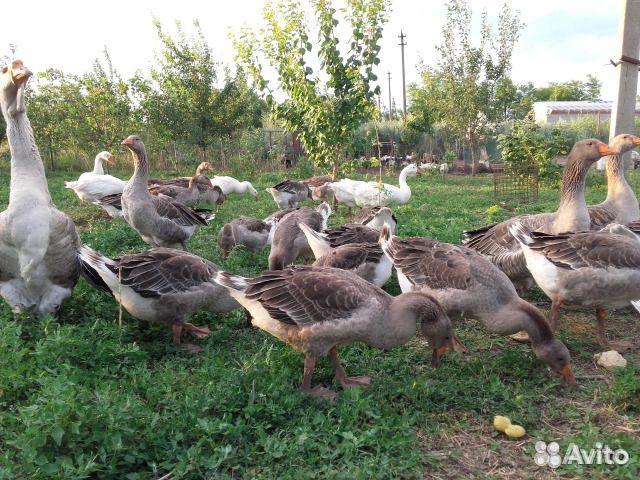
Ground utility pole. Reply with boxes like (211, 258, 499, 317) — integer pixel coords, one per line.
(598, 0, 640, 170)
(399, 30, 407, 120)
(387, 71, 392, 120)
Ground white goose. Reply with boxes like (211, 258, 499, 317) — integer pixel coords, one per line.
(64, 151, 126, 203)
(352, 163, 422, 207)
(0, 59, 80, 315)
(211, 176, 258, 200)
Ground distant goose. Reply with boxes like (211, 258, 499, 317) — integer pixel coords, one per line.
(120, 135, 212, 249)
(65, 151, 126, 202)
(266, 179, 311, 209)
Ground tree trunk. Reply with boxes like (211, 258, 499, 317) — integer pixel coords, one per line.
(48, 136, 55, 171)
(469, 136, 477, 176)
(220, 140, 226, 170)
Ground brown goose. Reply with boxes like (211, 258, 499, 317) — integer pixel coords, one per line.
(268, 203, 331, 270)
(214, 265, 454, 399)
(463, 139, 619, 293)
(379, 226, 576, 384)
(0, 59, 80, 315)
(147, 161, 213, 189)
(511, 222, 640, 350)
(588, 133, 640, 228)
(200, 185, 225, 211)
(266, 179, 311, 209)
(121, 135, 211, 249)
(218, 217, 271, 258)
(302, 175, 333, 188)
(149, 174, 213, 207)
(79, 246, 240, 351)
(299, 223, 392, 287)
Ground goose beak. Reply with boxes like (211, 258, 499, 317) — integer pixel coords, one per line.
(223, 248, 229, 258)
(105, 154, 114, 165)
(11, 60, 32, 84)
(599, 144, 619, 156)
(416, 167, 423, 176)
(631, 135, 640, 146)
(559, 365, 577, 386)
(431, 345, 448, 368)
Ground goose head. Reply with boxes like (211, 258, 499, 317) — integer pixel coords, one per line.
(190, 174, 213, 188)
(121, 135, 145, 155)
(531, 339, 576, 386)
(568, 138, 619, 166)
(402, 163, 422, 177)
(243, 181, 258, 200)
(196, 161, 213, 175)
(0, 59, 33, 119)
(609, 133, 640, 154)
(97, 151, 114, 165)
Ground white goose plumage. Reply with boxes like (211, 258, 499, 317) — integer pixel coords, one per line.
(0, 59, 80, 315)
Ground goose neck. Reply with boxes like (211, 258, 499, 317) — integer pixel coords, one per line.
(7, 112, 51, 202)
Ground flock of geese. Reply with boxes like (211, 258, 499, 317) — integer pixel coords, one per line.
(1, 59, 639, 399)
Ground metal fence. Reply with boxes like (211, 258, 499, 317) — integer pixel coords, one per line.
(493, 165, 539, 204)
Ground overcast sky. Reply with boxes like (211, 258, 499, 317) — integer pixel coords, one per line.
(1, 0, 628, 107)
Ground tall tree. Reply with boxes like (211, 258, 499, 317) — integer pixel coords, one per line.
(147, 19, 219, 162)
(429, 0, 523, 174)
(234, 0, 389, 176)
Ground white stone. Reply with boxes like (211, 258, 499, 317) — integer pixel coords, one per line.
(594, 350, 628, 370)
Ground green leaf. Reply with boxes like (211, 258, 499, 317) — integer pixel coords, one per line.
(51, 426, 64, 446)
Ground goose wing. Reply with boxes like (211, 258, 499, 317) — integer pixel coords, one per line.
(109, 248, 219, 297)
(384, 236, 477, 290)
(524, 231, 640, 270)
(244, 266, 370, 326)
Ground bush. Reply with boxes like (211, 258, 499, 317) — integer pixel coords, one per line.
(497, 120, 564, 187)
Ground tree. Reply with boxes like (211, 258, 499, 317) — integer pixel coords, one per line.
(27, 69, 82, 170)
(430, 0, 523, 174)
(76, 51, 137, 156)
(147, 19, 220, 162)
(407, 69, 441, 134)
(234, 0, 389, 176)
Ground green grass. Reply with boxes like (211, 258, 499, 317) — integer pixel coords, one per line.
(0, 166, 638, 479)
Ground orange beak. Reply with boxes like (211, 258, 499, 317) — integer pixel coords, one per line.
(599, 143, 620, 156)
(11, 60, 32, 84)
(559, 365, 577, 386)
(631, 135, 640, 146)
(105, 154, 114, 165)
(121, 137, 134, 147)
(431, 345, 448, 367)
(223, 248, 229, 258)
(416, 167, 423, 176)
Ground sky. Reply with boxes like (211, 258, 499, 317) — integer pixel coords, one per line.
(1, 0, 629, 108)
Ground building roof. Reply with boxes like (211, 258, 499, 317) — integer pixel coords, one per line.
(533, 101, 640, 114)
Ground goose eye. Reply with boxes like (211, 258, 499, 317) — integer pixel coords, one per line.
(588, 141, 593, 146)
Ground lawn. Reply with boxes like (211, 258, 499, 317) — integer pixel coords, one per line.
(0, 164, 638, 479)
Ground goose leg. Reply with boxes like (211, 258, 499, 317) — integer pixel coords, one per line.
(299, 355, 336, 399)
(329, 346, 371, 388)
(595, 307, 633, 350)
(172, 323, 206, 353)
(549, 296, 562, 332)
(182, 322, 212, 338)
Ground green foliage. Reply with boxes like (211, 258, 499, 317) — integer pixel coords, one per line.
(233, 0, 389, 174)
(497, 119, 564, 186)
(427, 0, 523, 173)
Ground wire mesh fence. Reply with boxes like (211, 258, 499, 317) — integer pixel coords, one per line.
(493, 165, 539, 204)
